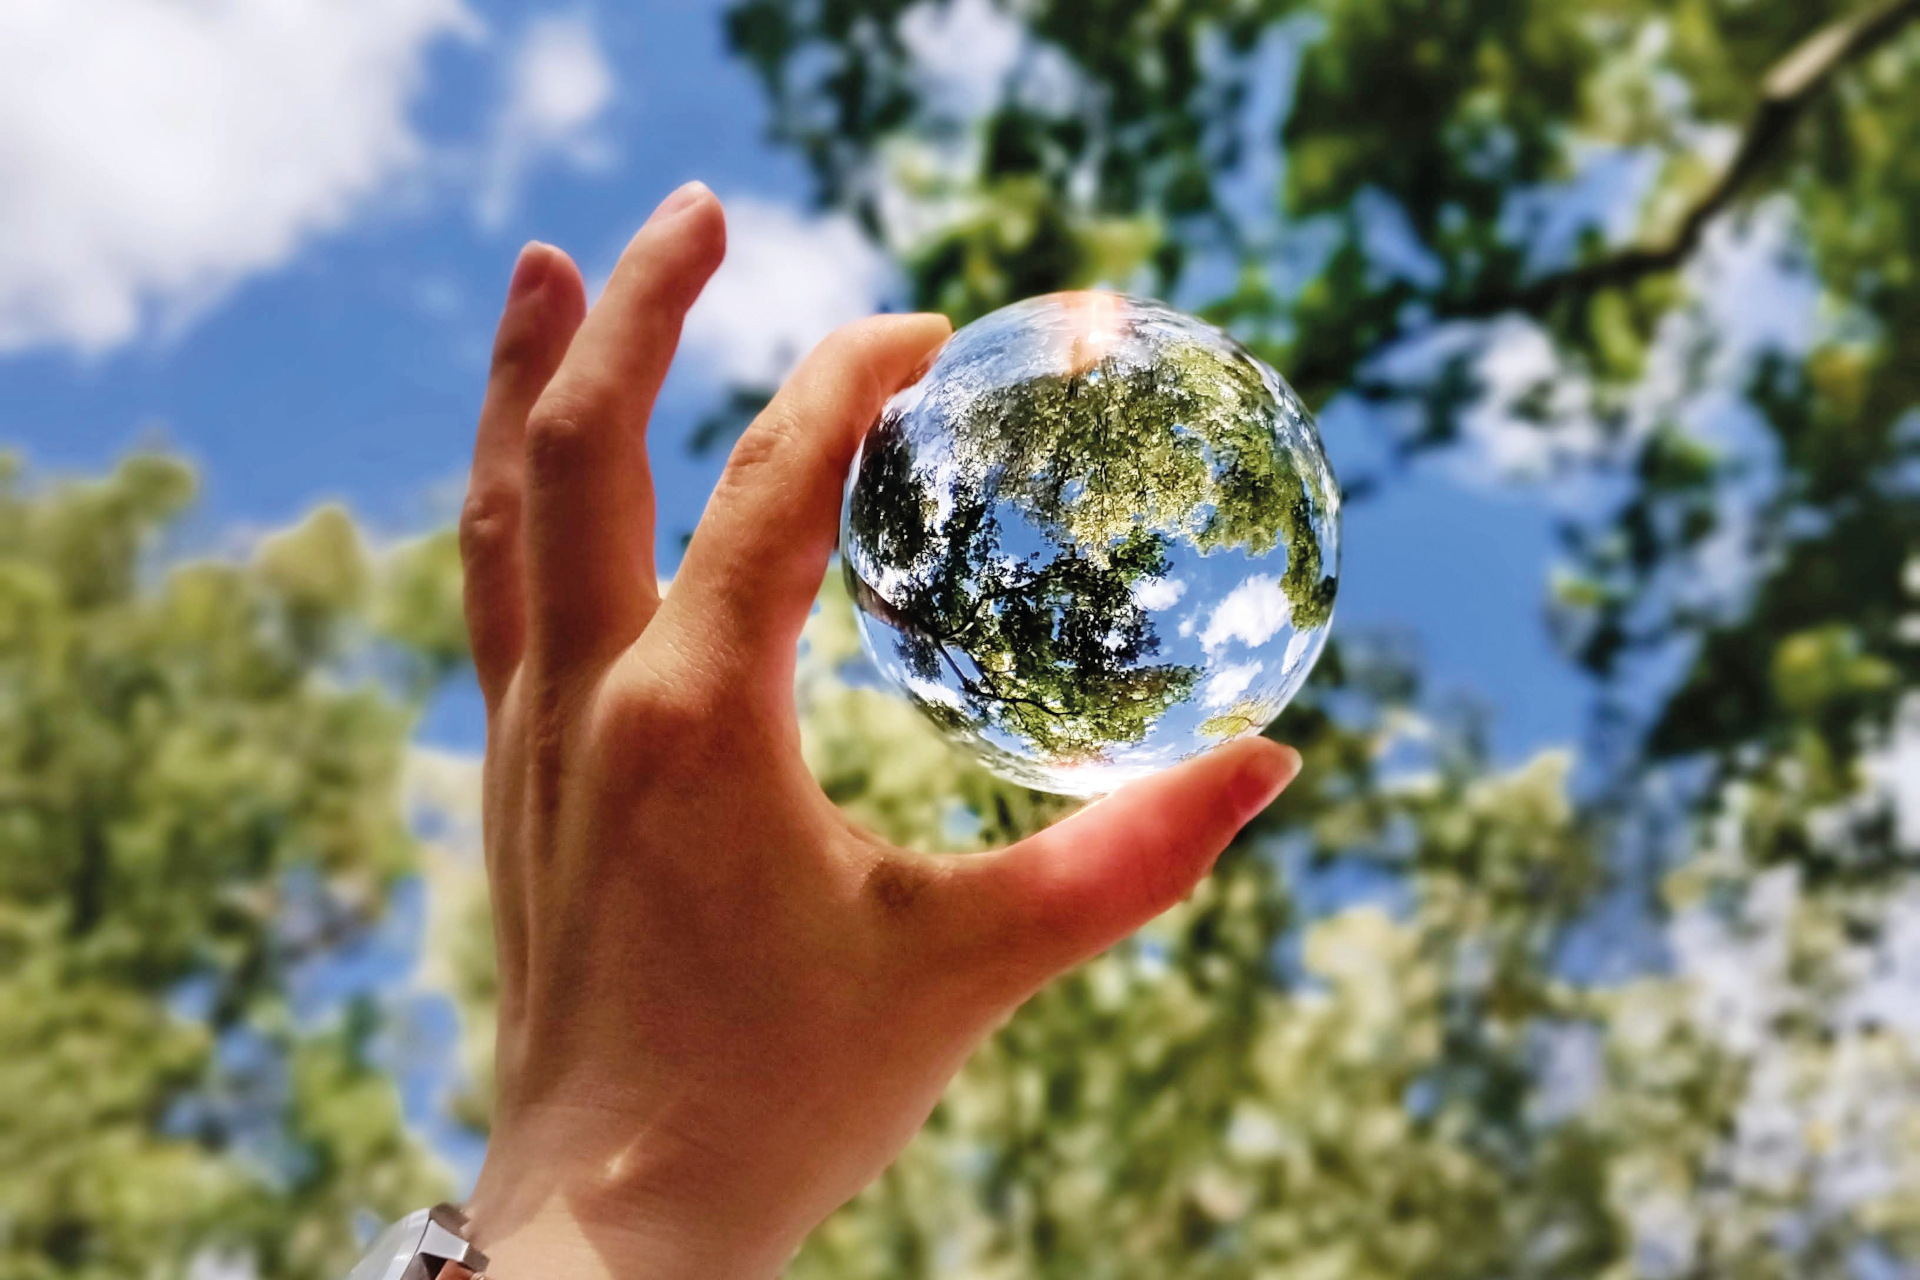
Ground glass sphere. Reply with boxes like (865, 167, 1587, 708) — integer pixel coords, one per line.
(840, 292, 1340, 797)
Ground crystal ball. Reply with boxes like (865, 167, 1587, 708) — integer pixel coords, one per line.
(840, 292, 1341, 797)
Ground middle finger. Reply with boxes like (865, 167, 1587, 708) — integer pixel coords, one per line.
(521, 181, 726, 679)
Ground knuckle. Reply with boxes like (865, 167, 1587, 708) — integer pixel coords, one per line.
(588, 675, 721, 770)
(524, 388, 607, 476)
(458, 486, 521, 562)
(725, 403, 805, 484)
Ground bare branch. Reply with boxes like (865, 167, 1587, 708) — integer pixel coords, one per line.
(1456, 0, 1920, 319)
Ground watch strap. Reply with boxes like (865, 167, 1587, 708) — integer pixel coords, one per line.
(418, 1204, 487, 1280)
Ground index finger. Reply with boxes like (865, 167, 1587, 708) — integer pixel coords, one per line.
(656, 313, 951, 701)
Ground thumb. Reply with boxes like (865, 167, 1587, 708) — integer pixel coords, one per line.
(941, 738, 1301, 992)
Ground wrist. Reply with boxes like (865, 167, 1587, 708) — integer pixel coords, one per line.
(465, 1193, 790, 1280)
(462, 1100, 814, 1280)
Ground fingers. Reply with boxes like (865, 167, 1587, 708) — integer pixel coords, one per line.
(461, 242, 588, 710)
(522, 181, 726, 677)
(940, 738, 1301, 992)
(659, 313, 950, 697)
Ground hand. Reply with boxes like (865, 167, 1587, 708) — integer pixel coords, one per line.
(456, 181, 1301, 1279)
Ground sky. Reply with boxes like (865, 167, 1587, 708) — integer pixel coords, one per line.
(0, 0, 1591, 764)
(17, 0, 1920, 1235)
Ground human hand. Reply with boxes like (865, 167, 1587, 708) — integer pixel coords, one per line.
(456, 181, 1301, 1279)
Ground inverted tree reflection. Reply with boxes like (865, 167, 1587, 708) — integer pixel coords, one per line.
(845, 296, 1338, 771)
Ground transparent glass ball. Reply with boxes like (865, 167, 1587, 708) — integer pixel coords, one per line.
(841, 292, 1340, 797)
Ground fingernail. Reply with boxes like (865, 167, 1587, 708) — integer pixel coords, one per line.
(646, 180, 711, 226)
(1234, 743, 1301, 818)
(508, 242, 550, 300)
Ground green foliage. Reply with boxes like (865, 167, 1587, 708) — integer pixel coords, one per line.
(795, 582, 1636, 1277)
(9, 2, 1920, 1277)
(0, 457, 465, 1280)
(721, 0, 1920, 1272)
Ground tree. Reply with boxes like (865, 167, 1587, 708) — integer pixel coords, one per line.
(789, 575, 1628, 1278)
(9, 2, 1920, 1276)
(713, 0, 1920, 1272)
(0, 456, 467, 1280)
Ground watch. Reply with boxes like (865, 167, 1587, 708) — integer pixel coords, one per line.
(344, 1204, 489, 1280)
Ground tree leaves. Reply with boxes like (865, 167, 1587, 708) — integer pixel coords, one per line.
(729, 0, 1920, 1271)
(0, 460, 453, 1280)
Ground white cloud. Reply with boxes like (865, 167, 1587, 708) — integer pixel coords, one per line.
(1656, 842, 1920, 1238)
(188, 1252, 257, 1280)
(403, 746, 485, 861)
(897, 0, 1023, 119)
(897, 0, 1079, 119)
(1528, 1020, 1605, 1126)
(476, 14, 615, 229)
(1280, 625, 1319, 677)
(1457, 317, 1591, 480)
(874, 1, 1081, 259)
(1130, 575, 1188, 612)
(682, 197, 895, 386)
(1668, 863, 1798, 1058)
(1201, 661, 1264, 708)
(1376, 196, 1815, 499)
(1198, 575, 1292, 652)
(904, 673, 965, 711)
(1866, 694, 1920, 856)
(0, 0, 480, 354)
(1842, 882, 1920, 1041)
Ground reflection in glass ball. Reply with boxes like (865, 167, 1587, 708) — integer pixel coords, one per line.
(841, 292, 1341, 797)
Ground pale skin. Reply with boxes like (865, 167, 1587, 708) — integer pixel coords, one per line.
(457, 179, 1302, 1279)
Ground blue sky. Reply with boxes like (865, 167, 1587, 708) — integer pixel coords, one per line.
(0, 0, 1589, 764)
(27, 0, 1915, 1224)
(22, 7, 1920, 1243)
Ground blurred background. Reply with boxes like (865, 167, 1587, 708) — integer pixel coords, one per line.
(3, 0, 1918, 1276)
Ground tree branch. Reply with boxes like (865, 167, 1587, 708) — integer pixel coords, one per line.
(1457, 0, 1920, 319)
